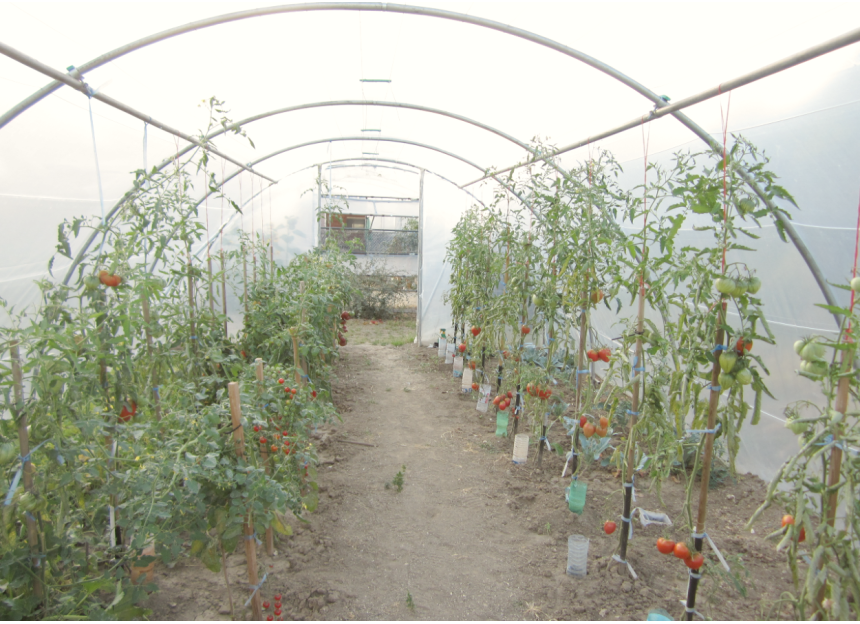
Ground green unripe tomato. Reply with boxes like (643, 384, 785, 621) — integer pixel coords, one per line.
(793, 339, 807, 356)
(718, 351, 738, 373)
(829, 409, 844, 424)
(0, 442, 17, 465)
(800, 341, 826, 361)
(737, 197, 757, 215)
(532, 294, 543, 307)
(714, 278, 735, 295)
(747, 276, 762, 294)
(851, 277, 860, 293)
(83, 275, 101, 290)
(717, 372, 735, 391)
(735, 368, 753, 386)
(786, 419, 808, 435)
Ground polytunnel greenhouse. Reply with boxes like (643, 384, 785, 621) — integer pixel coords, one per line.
(1, 1, 859, 620)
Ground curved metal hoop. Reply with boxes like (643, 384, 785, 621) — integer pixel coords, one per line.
(7, 1, 834, 322)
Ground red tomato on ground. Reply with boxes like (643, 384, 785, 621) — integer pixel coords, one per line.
(604, 521, 616, 535)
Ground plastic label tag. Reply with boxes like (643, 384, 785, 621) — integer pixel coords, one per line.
(453, 356, 463, 378)
(476, 383, 491, 412)
(461, 368, 473, 392)
(445, 342, 454, 364)
(438, 337, 447, 358)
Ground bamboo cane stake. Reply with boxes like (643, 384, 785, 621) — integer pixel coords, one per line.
(10, 341, 43, 600)
(243, 243, 249, 318)
(141, 293, 162, 421)
(254, 358, 274, 557)
(227, 382, 263, 621)
(299, 281, 308, 378)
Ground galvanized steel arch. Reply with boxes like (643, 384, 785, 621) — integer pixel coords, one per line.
(6, 1, 834, 321)
(148, 137, 534, 274)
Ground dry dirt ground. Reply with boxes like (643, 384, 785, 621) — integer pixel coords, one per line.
(146, 330, 799, 621)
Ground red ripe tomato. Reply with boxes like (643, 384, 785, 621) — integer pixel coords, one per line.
(341, 312, 350, 321)
(471, 382, 479, 391)
(583, 423, 596, 438)
(311, 390, 317, 398)
(499, 401, 508, 411)
(274, 594, 282, 601)
(736, 337, 753, 355)
(282, 431, 289, 437)
(270, 445, 277, 453)
(595, 426, 608, 438)
(685, 553, 704, 570)
(590, 290, 604, 304)
(599, 416, 609, 429)
(798, 527, 806, 542)
(283, 447, 290, 455)
(598, 348, 611, 362)
(253, 425, 261, 433)
(267, 616, 274, 621)
(469, 361, 476, 370)
(259, 437, 267, 445)
(502, 350, 510, 359)
(656, 537, 675, 555)
(781, 514, 795, 528)
(506, 391, 514, 399)
(604, 521, 617, 535)
(274, 602, 281, 609)
(471, 327, 481, 337)
(579, 416, 587, 428)
(545, 389, 552, 397)
(291, 388, 297, 394)
(493, 396, 502, 406)
(521, 326, 531, 335)
(458, 343, 467, 353)
(586, 350, 598, 362)
(673, 542, 691, 559)
(119, 401, 137, 422)
(99, 270, 122, 287)
(241, 350, 247, 358)
(278, 378, 285, 384)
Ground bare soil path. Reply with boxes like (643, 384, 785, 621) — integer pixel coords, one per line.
(148, 340, 797, 621)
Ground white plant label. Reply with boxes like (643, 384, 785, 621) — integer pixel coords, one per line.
(461, 367, 473, 392)
(476, 383, 492, 412)
(445, 342, 455, 364)
(438, 337, 447, 357)
(453, 356, 464, 378)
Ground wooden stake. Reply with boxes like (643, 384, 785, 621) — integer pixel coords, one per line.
(816, 348, 851, 612)
(221, 250, 228, 337)
(243, 244, 249, 318)
(618, 271, 647, 561)
(684, 302, 726, 620)
(141, 293, 161, 422)
(228, 382, 263, 621)
(255, 358, 274, 557)
(10, 341, 43, 600)
(299, 281, 308, 377)
(219, 539, 235, 620)
(208, 256, 215, 315)
(187, 247, 197, 354)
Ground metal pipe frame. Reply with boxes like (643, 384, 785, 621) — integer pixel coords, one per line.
(0, 41, 275, 184)
(190, 157, 488, 264)
(4, 1, 848, 322)
(60, 98, 533, 285)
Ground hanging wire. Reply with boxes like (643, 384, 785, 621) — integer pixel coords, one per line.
(87, 97, 107, 261)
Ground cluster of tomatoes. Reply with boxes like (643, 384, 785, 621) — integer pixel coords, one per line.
(338, 311, 350, 347)
(656, 537, 704, 570)
(580, 415, 609, 438)
(501, 350, 521, 362)
(586, 347, 611, 363)
(98, 270, 122, 288)
(781, 514, 806, 542)
(525, 383, 552, 400)
(262, 593, 284, 621)
(492, 391, 515, 411)
(278, 378, 298, 401)
(254, 422, 295, 456)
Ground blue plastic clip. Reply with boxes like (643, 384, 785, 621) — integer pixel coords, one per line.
(688, 422, 721, 435)
(4, 441, 48, 506)
(627, 409, 639, 416)
(710, 385, 721, 392)
(244, 572, 268, 607)
(712, 345, 727, 352)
